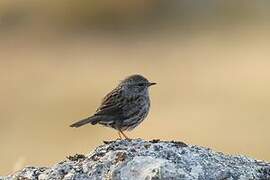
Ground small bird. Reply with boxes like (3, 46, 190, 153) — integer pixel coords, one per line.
(70, 74, 156, 139)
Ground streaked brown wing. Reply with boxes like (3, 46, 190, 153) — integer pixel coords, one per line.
(94, 87, 125, 119)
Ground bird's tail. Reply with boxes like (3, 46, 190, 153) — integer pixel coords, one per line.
(70, 116, 100, 128)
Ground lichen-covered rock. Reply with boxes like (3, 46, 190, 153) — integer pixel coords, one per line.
(1, 139, 270, 180)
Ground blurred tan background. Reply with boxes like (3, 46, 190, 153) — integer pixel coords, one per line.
(1, 0, 270, 175)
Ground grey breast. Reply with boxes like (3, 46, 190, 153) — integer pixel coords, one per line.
(122, 95, 150, 131)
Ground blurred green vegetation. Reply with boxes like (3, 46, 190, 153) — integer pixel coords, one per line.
(0, 1, 270, 32)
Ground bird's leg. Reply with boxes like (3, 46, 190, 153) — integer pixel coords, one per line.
(119, 130, 130, 140)
(118, 131, 123, 140)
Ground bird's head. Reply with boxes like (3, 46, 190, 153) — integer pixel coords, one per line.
(119, 74, 156, 97)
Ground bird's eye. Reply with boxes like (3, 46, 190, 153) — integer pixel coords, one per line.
(138, 83, 145, 87)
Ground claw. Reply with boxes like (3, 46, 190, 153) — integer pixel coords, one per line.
(119, 130, 130, 140)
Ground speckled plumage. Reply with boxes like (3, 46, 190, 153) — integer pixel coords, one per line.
(70, 74, 156, 138)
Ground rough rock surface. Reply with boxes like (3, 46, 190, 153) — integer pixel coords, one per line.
(2, 139, 270, 180)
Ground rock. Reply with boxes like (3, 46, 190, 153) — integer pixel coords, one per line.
(1, 139, 270, 180)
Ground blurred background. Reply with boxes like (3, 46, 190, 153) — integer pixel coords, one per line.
(1, 0, 270, 175)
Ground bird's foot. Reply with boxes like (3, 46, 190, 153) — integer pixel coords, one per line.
(118, 130, 131, 141)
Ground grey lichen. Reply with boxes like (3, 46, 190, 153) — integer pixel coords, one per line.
(1, 139, 270, 180)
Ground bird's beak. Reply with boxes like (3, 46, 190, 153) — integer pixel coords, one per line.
(148, 82, 157, 86)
